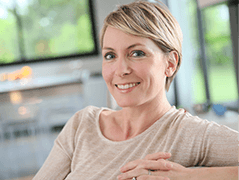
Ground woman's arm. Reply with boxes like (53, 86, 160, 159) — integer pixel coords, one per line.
(33, 141, 71, 180)
(157, 162, 238, 180)
(33, 111, 82, 179)
(118, 162, 238, 180)
(157, 161, 238, 180)
(188, 166, 238, 180)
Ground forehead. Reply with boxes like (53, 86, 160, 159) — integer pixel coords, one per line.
(102, 26, 159, 50)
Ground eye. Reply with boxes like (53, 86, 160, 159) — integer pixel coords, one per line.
(104, 53, 115, 60)
(131, 50, 145, 57)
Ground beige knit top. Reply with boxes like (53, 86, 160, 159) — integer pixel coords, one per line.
(33, 106, 238, 180)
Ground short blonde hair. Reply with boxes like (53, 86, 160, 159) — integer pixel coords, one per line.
(100, 0, 183, 91)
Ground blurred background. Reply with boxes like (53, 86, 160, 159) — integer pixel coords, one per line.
(0, 0, 238, 179)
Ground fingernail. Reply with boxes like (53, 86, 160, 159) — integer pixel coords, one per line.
(117, 175, 122, 180)
(165, 163, 173, 169)
(165, 152, 171, 156)
(120, 168, 126, 173)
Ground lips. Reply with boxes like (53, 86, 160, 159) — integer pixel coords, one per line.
(115, 82, 140, 90)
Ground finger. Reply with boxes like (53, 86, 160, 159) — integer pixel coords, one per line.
(138, 175, 170, 180)
(137, 159, 173, 171)
(118, 169, 170, 180)
(144, 152, 171, 160)
(120, 159, 143, 173)
(121, 159, 173, 173)
(120, 152, 172, 173)
(117, 168, 148, 180)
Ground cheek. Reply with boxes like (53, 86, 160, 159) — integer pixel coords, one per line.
(102, 64, 113, 84)
(147, 64, 166, 86)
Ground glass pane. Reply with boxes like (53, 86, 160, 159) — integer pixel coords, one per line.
(187, 0, 208, 104)
(0, 0, 96, 65)
(202, 3, 238, 103)
(0, 5, 20, 64)
(190, 1, 238, 104)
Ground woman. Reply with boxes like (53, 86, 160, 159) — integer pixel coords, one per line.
(33, 1, 238, 179)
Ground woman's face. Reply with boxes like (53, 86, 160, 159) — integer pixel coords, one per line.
(102, 27, 170, 108)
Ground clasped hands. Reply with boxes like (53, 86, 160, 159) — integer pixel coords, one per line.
(117, 152, 190, 180)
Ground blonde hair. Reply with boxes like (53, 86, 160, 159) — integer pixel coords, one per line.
(100, 0, 183, 91)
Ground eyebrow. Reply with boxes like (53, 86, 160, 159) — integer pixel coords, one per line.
(102, 43, 145, 51)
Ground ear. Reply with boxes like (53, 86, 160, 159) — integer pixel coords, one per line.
(165, 51, 178, 77)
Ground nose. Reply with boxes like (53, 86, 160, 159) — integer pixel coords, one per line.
(115, 56, 132, 77)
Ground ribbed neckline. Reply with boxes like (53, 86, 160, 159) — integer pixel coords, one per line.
(95, 106, 176, 145)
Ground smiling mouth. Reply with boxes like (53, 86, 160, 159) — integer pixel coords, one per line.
(115, 82, 140, 90)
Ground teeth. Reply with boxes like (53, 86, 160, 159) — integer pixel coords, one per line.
(117, 83, 139, 90)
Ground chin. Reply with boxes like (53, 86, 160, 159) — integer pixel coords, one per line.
(115, 99, 141, 108)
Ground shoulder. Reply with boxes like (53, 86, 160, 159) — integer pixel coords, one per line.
(61, 106, 107, 132)
(166, 107, 208, 127)
(72, 105, 108, 125)
(75, 105, 103, 119)
(165, 108, 238, 166)
(56, 106, 109, 143)
(168, 107, 238, 138)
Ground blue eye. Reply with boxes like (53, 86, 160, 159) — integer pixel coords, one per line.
(104, 53, 115, 60)
(131, 50, 145, 57)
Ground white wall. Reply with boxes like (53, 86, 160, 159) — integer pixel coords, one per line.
(168, 0, 196, 112)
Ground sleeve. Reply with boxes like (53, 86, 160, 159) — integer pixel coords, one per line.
(33, 110, 83, 180)
(198, 121, 238, 167)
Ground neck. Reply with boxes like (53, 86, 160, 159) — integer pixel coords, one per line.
(116, 95, 172, 140)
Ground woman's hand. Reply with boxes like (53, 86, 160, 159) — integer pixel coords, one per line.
(118, 152, 238, 180)
(117, 152, 175, 180)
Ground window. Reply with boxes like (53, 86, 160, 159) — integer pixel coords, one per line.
(191, 1, 238, 104)
(0, 0, 98, 66)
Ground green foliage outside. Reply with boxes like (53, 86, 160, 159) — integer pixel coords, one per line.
(188, 0, 238, 104)
(77, 14, 95, 53)
(203, 4, 233, 66)
(0, 14, 18, 64)
(193, 65, 238, 104)
(0, 0, 95, 64)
